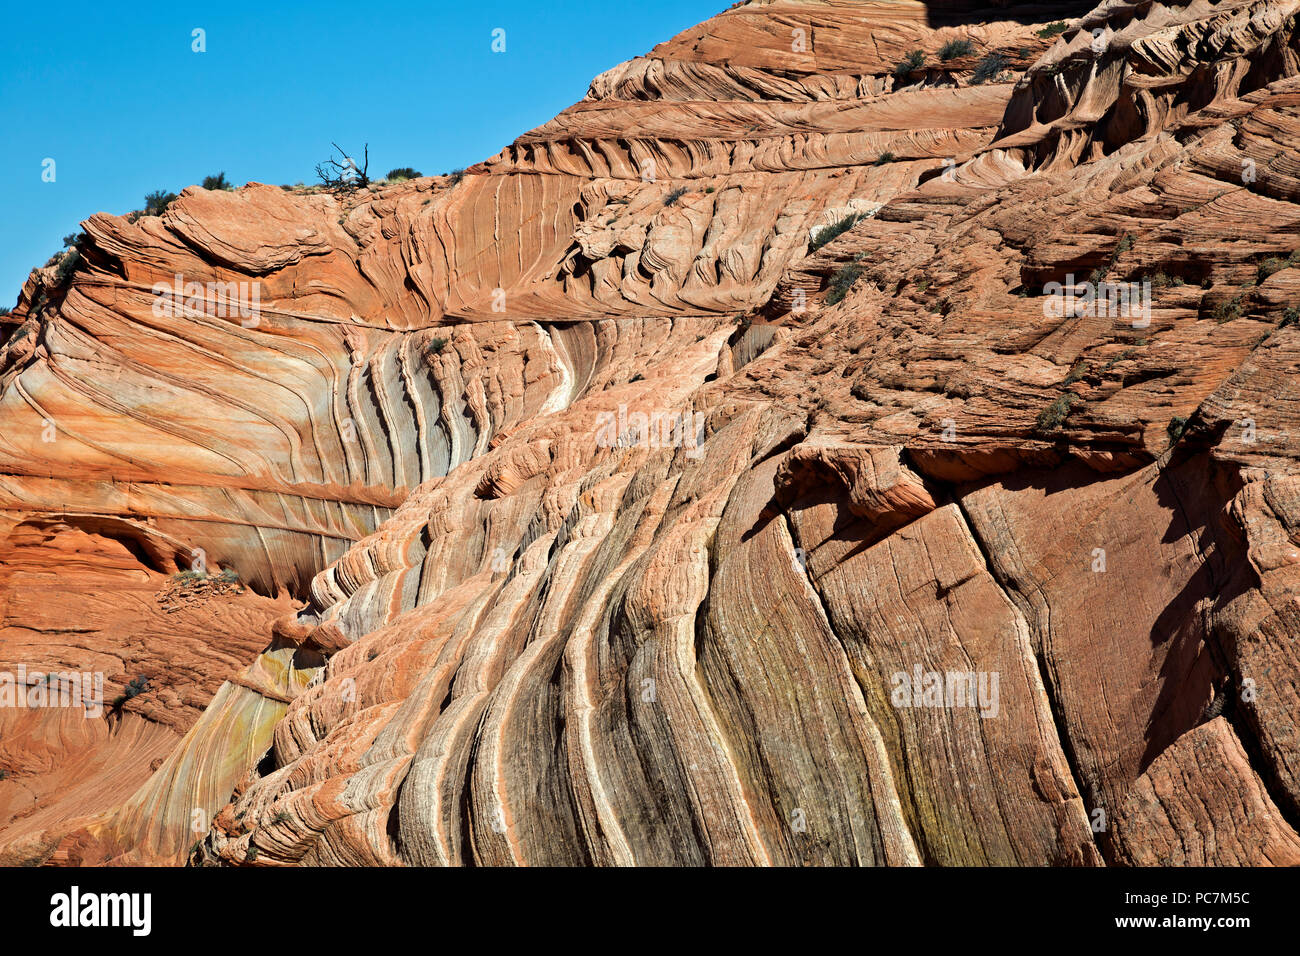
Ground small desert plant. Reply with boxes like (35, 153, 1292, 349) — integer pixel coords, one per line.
(144, 189, 178, 216)
(939, 39, 974, 61)
(1210, 291, 1247, 323)
(809, 212, 868, 253)
(112, 674, 150, 709)
(54, 248, 80, 284)
(273, 811, 292, 824)
(971, 53, 1007, 85)
(1257, 250, 1300, 281)
(201, 172, 231, 190)
(704, 186, 715, 193)
(0, 769, 8, 781)
(1282, 307, 1300, 328)
(216, 568, 239, 583)
(663, 186, 689, 207)
(1149, 272, 1185, 289)
(246, 845, 259, 862)
(894, 49, 926, 76)
(428, 336, 448, 354)
(1167, 415, 1189, 443)
(385, 167, 422, 181)
(826, 263, 865, 305)
(174, 569, 208, 582)
(1035, 392, 1079, 432)
(1036, 21, 1070, 39)
(630, 372, 644, 382)
(1258, 257, 1288, 280)
(446, 168, 466, 185)
(1063, 360, 1089, 385)
(873, 152, 896, 166)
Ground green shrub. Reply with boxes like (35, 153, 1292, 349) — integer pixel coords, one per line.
(809, 212, 868, 253)
(1281, 307, 1299, 328)
(0, 307, 10, 317)
(446, 168, 465, 185)
(201, 172, 231, 191)
(939, 39, 974, 61)
(216, 568, 239, 583)
(827, 263, 864, 305)
(54, 248, 80, 284)
(385, 167, 422, 181)
(894, 50, 925, 76)
(1080, 236, 1135, 289)
(1258, 257, 1288, 280)
(873, 152, 896, 166)
(1036, 21, 1069, 39)
(1210, 291, 1247, 323)
(630, 372, 644, 382)
(144, 190, 178, 216)
(174, 569, 208, 582)
(1035, 392, 1079, 432)
(111, 674, 149, 709)
(1063, 360, 1089, 384)
(1167, 415, 1188, 443)
(971, 53, 1007, 85)
(273, 811, 292, 824)
(663, 186, 689, 207)
(428, 336, 448, 354)
(0, 770, 7, 781)
(246, 845, 259, 862)
(1258, 251, 1300, 281)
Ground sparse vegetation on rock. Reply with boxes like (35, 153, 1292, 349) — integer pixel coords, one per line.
(144, 189, 178, 216)
(826, 262, 864, 304)
(971, 52, 1007, 84)
(810, 212, 868, 252)
(939, 39, 974, 60)
(894, 49, 925, 76)
(1035, 392, 1080, 432)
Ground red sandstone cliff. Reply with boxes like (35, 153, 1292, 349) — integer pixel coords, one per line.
(2, 0, 1300, 866)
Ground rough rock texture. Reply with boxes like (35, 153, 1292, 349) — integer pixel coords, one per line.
(2, 0, 1300, 865)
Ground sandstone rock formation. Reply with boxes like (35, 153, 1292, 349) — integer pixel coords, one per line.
(2, 0, 1299, 866)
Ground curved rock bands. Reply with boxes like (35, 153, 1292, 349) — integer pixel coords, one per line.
(4, 0, 1300, 867)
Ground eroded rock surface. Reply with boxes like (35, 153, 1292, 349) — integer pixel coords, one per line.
(2, 0, 1299, 865)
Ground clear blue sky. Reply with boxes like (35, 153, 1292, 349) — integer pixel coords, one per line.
(0, 0, 724, 305)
